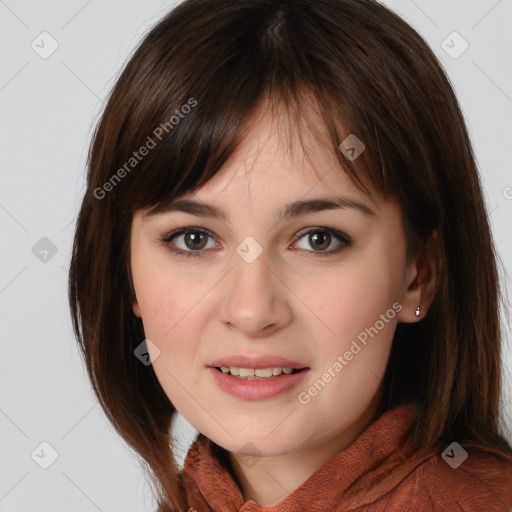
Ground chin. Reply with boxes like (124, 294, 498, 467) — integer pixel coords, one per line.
(210, 431, 300, 458)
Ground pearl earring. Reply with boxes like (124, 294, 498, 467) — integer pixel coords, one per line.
(415, 306, 421, 317)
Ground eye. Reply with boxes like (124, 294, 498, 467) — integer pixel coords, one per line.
(161, 227, 218, 258)
(292, 227, 352, 256)
(160, 226, 352, 259)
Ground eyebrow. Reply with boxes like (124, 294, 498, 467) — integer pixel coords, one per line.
(146, 196, 376, 223)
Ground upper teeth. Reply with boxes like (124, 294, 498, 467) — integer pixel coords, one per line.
(220, 366, 294, 377)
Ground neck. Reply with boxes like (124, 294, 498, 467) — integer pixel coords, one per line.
(227, 391, 384, 507)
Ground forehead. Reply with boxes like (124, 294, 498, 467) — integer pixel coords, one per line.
(187, 99, 381, 213)
(141, 96, 398, 225)
(231, 96, 342, 175)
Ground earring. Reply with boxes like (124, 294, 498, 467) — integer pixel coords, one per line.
(415, 305, 421, 317)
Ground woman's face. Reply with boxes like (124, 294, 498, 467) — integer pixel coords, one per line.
(130, 103, 420, 458)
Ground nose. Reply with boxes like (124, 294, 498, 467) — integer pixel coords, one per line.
(220, 244, 292, 338)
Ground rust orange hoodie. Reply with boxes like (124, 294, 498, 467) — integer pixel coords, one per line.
(181, 404, 512, 511)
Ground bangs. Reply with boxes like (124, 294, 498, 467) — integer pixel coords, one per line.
(92, 1, 411, 219)
(121, 86, 382, 219)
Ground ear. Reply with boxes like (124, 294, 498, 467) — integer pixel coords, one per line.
(396, 230, 442, 323)
(128, 270, 142, 317)
(132, 300, 142, 318)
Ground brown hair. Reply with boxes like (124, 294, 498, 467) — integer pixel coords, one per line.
(68, 0, 512, 509)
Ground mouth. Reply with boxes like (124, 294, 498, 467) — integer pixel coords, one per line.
(213, 366, 308, 380)
(208, 365, 311, 400)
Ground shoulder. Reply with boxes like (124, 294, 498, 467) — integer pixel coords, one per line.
(402, 448, 512, 511)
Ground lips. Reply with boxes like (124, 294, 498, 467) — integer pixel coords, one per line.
(208, 366, 310, 400)
(207, 354, 309, 370)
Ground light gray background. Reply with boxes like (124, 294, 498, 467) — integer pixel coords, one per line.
(1, 0, 512, 510)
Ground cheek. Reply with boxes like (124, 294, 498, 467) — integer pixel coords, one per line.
(135, 273, 206, 411)
(132, 245, 195, 335)
(130, 238, 225, 392)
(306, 250, 402, 393)
(137, 278, 199, 347)
(318, 262, 398, 340)
(300, 266, 398, 429)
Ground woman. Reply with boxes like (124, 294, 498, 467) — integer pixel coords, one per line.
(69, 0, 512, 510)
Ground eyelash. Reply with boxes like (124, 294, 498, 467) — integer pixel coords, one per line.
(160, 226, 352, 259)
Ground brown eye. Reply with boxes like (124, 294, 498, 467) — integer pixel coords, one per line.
(308, 231, 331, 251)
(161, 227, 217, 257)
(183, 231, 208, 250)
(293, 227, 352, 256)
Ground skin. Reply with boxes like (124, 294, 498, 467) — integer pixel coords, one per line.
(130, 99, 439, 507)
